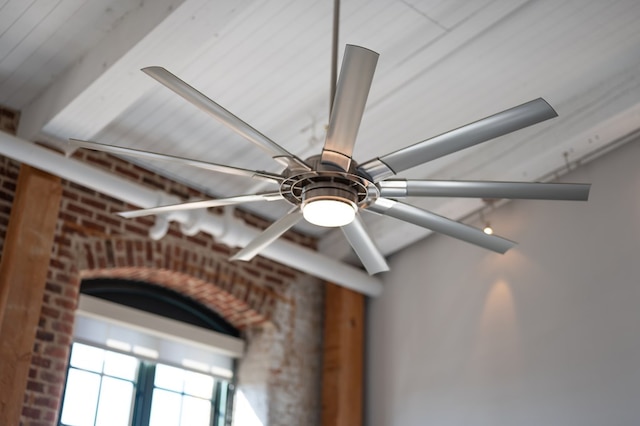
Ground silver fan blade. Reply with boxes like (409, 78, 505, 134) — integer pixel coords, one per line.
(359, 98, 558, 181)
(378, 180, 591, 201)
(118, 193, 283, 219)
(231, 208, 304, 262)
(321, 45, 379, 171)
(341, 215, 389, 275)
(69, 139, 284, 183)
(142, 67, 310, 171)
(368, 198, 516, 254)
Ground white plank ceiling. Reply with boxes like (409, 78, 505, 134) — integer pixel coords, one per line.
(3, 0, 640, 265)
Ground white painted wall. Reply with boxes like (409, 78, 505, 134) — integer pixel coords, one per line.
(366, 140, 640, 426)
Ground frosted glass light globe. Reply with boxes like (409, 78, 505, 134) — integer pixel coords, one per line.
(302, 199, 357, 227)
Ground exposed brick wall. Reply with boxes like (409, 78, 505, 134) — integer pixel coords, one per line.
(234, 273, 324, 425)
(0, 156, 19, 254)
(0, 143, 323, 425)
(0, 106, 20, 253)
(0, 107, 19, 135)
(77, 242, 272, 329)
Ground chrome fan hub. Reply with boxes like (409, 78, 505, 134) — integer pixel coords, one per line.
(279, 172, 372, 206)
(279, 156, 379, 227)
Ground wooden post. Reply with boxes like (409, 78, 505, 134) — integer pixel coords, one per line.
(0, 165, 62, 425)
(322, 281, 364, 426)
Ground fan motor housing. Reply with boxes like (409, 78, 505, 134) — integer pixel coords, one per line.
(301, 181, 358, 208)
(279, 154, 379, 209)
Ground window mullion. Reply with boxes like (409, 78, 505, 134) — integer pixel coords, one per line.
(91, 366, 106, 426)
(211, 381, 221, 426)
(131, 362, 156, 426)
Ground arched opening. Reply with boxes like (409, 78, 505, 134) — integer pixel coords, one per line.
(59, 277, 244, 426)
(81, 277, 240, 338)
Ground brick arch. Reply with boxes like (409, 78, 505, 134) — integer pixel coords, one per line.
(80, 267, 265, 329)
(74, 236, 291, 329)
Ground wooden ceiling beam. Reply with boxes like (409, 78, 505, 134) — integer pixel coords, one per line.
(0, 165, 62, 425)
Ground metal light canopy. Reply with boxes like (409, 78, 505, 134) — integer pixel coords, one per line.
(301, 182, 358, 227)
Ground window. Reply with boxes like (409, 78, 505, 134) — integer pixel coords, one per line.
(63, 282, 243, 426)
(60, 342, 231, 426)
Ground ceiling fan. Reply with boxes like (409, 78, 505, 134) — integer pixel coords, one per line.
(69, 36, 590, 277)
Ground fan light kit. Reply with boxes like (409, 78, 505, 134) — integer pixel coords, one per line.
(69, 43, 591, 275)
(301, 179, 359, 227)
(302, 199, 356, 228)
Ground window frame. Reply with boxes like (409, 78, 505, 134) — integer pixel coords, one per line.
(58, 342, 233, 426)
